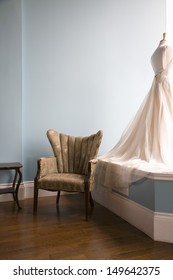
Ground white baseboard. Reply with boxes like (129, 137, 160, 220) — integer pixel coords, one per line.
(92, 186, 173, 243)
(0, 182, 25, 202)
(0, 181, 57, 203)
(154, 213, 173, 243)
(0, 181, 71, 203)
(23, 181, 57, 199)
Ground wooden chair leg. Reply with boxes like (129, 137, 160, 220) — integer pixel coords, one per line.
(85, 183, 89, 221)
(56, 191, 61, 204)
(33, 183, 39, 215)
(89, 192, 94, 208)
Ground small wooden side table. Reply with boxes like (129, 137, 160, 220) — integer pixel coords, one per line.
(0, 162, 23, 209)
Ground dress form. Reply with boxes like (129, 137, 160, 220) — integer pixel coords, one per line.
(95, 34, 173, 194)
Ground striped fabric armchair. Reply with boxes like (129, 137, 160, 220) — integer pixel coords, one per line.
(33, 129, 103, 220)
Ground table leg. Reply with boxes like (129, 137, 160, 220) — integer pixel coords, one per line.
(12, 168, 22, 209)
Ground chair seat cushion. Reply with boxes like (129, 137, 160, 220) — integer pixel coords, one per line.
(37, 173, 88, 192)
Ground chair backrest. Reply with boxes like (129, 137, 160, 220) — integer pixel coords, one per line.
(47, 129, 103, 175)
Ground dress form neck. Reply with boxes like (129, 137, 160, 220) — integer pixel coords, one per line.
(159, 33, 167, 47)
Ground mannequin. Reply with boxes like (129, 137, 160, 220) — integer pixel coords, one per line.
(151, 33, 172, 78)
(95, 34, 173, 194)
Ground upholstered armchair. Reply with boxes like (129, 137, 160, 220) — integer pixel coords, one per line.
(33, 129, 103, 220)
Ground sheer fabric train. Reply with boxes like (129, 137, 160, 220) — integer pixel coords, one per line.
(95, 39, 173, 194)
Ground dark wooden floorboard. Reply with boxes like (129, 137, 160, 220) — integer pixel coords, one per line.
(0, 193, 173, 260)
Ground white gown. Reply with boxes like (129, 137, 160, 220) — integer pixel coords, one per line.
(96, 40, 173, 194)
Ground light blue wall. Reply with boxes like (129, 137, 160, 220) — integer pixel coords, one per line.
(22, 0, 166, 181)
(0, 0, 22, 182)
(0, 0, 166, 182)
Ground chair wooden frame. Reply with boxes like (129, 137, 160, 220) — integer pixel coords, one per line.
(33, 130, 103, 220)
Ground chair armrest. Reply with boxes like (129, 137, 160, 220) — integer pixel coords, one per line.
(35, 157, 58, 180)
(88, 159, 98, 191)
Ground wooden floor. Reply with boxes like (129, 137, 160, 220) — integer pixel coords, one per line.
(0, 193, 173, 260)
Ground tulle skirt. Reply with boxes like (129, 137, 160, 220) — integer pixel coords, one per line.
(95, 76, 173, 194)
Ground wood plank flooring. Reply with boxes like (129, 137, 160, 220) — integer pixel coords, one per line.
(0, 193, 173, 260)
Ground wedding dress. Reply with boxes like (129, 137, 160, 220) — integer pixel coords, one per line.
(95, 37, 173, 195)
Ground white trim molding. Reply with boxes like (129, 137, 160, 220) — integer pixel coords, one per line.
(92, 186, 173, 243)
(0, 182, 25, 202)
(0, 181, 68, 202)
(23, 181, 57, 199)
(154, 212, 173, 243)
